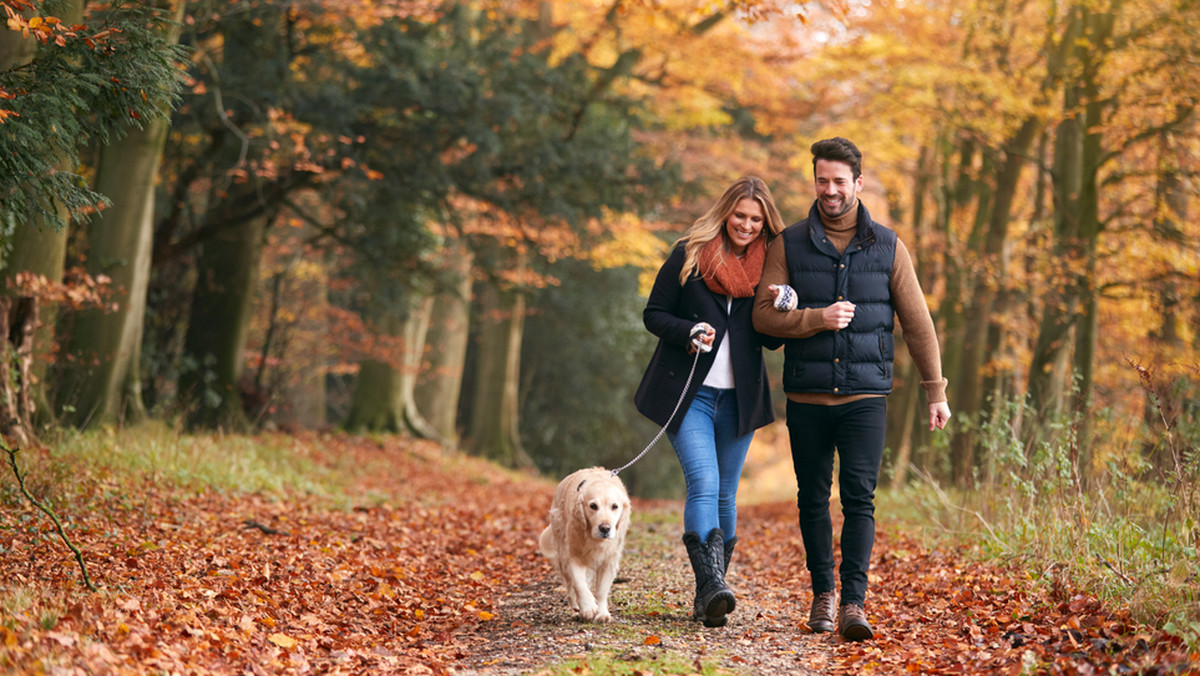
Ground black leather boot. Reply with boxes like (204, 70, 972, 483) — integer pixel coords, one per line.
(683, 529, 736, 627)
(723, 535, 737, 576)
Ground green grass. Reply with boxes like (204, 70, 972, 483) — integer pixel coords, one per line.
(876, 388, 1200, 651)
(0, 422, 362, 511)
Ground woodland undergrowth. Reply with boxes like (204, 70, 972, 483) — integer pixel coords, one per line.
(2, 419, 1198, 673)
(898, 364, 1200, 651)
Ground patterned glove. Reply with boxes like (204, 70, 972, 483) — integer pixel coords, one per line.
(689, 323, 714, 353)
(772, 284, 798, 311)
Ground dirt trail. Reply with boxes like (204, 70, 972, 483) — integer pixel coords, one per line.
(1, 434, 1192, 675)
(456, 502, 828, 675)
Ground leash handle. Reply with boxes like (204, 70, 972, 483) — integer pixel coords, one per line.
(612, 346, 703, 477)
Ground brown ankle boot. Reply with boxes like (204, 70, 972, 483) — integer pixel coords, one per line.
(837, 603, 874, 641)
(807, 590, 837, 633)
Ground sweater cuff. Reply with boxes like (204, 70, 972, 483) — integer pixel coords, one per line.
(920, 378, 948, 404)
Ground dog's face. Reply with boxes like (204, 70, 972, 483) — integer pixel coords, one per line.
(578, 480, 629, 541)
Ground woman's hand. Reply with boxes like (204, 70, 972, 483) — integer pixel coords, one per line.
(689, 323, 716, 353)
(768, 284, 798, 311)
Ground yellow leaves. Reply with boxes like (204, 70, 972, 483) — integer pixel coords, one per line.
(478, 611, 495, 620)
(469, 571, 484, 581)
(0, 626, 16, 647)
(268, 632, 297, 649)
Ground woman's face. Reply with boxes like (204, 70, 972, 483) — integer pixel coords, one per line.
(725, 197, 765, 255)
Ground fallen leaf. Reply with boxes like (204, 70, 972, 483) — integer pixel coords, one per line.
(268, 633, 296, 649)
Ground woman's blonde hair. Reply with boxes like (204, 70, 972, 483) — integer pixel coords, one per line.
(678, 175, 785, 285)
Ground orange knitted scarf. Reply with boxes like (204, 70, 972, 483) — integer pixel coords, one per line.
(698, 234, 766, 298)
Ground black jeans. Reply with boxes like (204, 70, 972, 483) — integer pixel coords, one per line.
(786, 397, 887, 607)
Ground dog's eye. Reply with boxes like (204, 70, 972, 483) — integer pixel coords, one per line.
(610, 504, 619, 511)
(589, 502, 599, 511)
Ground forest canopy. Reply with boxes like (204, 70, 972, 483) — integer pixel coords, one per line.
(0, 0, 1196, 496)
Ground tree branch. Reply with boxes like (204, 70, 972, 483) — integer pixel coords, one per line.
(2, 441, 99, 592)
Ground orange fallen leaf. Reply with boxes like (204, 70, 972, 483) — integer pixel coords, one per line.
(268, 633, 296, 649)
(479, 611, 495, 620)
(643, 634, 661, 645)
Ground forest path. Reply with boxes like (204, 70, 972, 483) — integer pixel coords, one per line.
(0, 434, 1190, 674)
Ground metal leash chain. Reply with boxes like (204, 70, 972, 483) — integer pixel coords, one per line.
(611, 328, 710, 477)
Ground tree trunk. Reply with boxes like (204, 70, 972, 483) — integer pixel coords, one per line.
(464, 278, 531, 468)
(951, 118, 1040, 486)
(179, 216, 268, 430)
(53, 0, 184, 429)
(399, 296, 440, 439)
(888, 357, 922, 490)
(343, 358, 403, 432)
(1142, 104, 1192, 474)
(413, 244, 474, 444)
(342, 292, 440, 437)
(0, 297, 39, 446)
(55, 119, 169, 427)
(0, 3, 79, 429)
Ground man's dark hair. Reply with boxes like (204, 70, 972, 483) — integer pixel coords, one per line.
(811, 137, 863, 179)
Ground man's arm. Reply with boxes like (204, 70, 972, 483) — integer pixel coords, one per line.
(890, 238, 951, 430)
(753, 236, 827, 339)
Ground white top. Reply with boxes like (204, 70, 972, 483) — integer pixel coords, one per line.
(702, 296, 735, 389)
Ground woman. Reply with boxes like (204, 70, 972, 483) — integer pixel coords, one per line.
(634, 176, 785, 627)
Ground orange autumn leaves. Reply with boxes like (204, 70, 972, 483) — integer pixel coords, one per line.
(3, 433, 1193, 674)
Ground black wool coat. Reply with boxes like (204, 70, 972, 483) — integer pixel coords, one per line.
(634, 242, 782, 437)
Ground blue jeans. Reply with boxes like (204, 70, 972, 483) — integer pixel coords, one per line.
(668, 386, 753, 543)
(787, 397, 887, 607)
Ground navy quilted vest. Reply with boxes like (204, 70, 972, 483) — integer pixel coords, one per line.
(781, 202, 897, 395)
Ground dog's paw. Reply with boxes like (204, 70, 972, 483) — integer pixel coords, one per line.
(577, 602, 599, 621)
(591, 609, 612, 623)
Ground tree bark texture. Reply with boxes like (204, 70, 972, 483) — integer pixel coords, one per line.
(465, 279, 531, 468)
(55, 120, 169, 427)
(413, 244, 474, 444)
(179, 217, 268, 430)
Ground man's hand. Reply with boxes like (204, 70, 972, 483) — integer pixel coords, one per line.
(929, 401, 951, 431)
(822, 301, 856, 331)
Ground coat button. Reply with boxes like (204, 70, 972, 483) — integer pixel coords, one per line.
(840, 264, 845, 269)
(835, 358, 840, 363)
(834, 387, 839, 392)
(838, 295, 843, 300)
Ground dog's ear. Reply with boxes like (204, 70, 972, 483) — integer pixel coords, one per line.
(617, 498, 631, 534)
(572, 493, 589, 532)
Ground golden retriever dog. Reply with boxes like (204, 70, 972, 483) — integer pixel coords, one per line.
(538, 466, 631, 622)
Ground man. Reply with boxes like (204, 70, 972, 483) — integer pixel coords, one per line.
(753, 137, 951, 641)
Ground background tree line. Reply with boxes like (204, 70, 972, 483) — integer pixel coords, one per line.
(2, 0, 1197, 497)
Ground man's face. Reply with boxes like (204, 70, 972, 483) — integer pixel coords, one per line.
(814, 158, 862, 219)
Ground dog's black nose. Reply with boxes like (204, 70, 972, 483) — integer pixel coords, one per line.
(599, 523, 611, 537)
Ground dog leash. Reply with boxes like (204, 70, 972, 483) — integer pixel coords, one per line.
(611, 324, 712, 477)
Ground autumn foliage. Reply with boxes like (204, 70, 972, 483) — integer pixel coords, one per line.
(2, 434, 1195, 674)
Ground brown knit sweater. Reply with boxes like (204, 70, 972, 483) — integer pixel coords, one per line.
(752, 202, 948, 406)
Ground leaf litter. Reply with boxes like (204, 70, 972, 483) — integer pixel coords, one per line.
(1, 433, 1196, 674)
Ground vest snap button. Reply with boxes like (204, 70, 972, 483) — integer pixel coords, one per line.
(834, 387, 839, 392)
